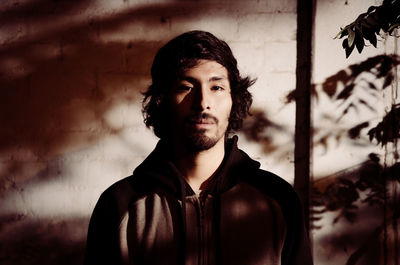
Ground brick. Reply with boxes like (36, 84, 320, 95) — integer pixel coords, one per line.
(262, 41, 297, 72)
(237, 13, 297, 43)
(0, 42, 62, 82)
(124, 42, 160, 75)
(97, 73, 150, 102)
(97, 73, 151, 128)
(31, 63, 95, 92)
(0, 16, 27, 46)
(170, 11, 240, 42)
(59, 42, 125, 73)
(248, 0, 297, 13)
(229, 41, 265, 77)
(98, 12, 173, 43)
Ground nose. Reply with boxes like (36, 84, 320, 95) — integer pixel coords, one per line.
(191, 86, 210, 111)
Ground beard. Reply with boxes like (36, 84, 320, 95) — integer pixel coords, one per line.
(181, 112, 225, 152)
(183, 129, 220, 152)
(167, 112, 228, 153)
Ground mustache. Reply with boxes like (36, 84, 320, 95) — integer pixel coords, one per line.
(185, 113, 218, 124)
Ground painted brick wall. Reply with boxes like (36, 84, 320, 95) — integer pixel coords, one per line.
(1, 0, 395, 264)
(0, 0, 297, 264)
(312, 1, 399, 265)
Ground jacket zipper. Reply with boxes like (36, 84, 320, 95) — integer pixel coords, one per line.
(198, 192, 207, 265)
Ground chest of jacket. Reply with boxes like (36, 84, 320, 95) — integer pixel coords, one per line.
(119, 182, 286, 265)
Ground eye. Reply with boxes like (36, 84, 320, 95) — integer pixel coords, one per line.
(211, 85, 225, 91)
(176, 84, 192, 92)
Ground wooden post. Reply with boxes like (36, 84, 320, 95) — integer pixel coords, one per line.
(294, 0, 315, 233)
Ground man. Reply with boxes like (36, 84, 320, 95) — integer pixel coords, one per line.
(85, 30, 313, 265)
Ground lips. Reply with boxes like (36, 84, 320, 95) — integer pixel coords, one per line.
(186, 113, 218, 126)
(190, 118, 215, 124)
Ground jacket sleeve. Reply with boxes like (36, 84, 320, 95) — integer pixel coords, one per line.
(84, 191, 123, 265)
(248, 170, 314, 265)
(279, 184, 313, 265)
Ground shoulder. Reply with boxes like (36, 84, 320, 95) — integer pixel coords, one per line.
(99, 175, 135, 201)
(94, 173, 153, 215)
(242, 169, 302, 215)
(244, 169, 298, 198)
(240, 170, 313, 265)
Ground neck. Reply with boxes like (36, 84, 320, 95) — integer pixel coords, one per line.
(171, 138, 226, 192)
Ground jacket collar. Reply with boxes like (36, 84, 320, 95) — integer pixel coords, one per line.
(133, 135, 260, 197)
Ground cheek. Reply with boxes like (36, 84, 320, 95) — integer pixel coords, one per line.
(220, 98, 233, 120)
(168, 95, 185, 114)
(171, 93, 190, 110)
(173, 93, 185, 105)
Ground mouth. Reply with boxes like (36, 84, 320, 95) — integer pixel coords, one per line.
(190, 118, 215, 125)
(185, 114, 218, 129)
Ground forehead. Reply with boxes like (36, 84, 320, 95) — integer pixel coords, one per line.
(177, 59, 229, 80)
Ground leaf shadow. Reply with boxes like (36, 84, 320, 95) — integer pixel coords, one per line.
(0, 0, 240, 193)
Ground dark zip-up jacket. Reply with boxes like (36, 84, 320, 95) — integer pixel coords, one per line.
(84, 136, 313, 265)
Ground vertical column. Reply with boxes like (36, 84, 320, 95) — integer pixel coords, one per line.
(294, 0, 315, 233)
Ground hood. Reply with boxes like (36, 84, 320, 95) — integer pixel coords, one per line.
(131, 135, 262, 265)
(132, 135, 261, 198)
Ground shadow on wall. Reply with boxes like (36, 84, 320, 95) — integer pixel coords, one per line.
(302, 55, 400, 265)
(242, 55, 400, 264)
(240, 107, 294, 160)
(0, 0, 215, 194)
(0, 1, 274, 264)
(0, 0, 262, 197)
(4, 1, 398, 264)
(0, 216, 88, 265)
(0, 1, 214, 264)
(312, 155, 400, 265)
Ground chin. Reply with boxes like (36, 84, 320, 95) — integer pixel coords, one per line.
(184, 132, 220, 152)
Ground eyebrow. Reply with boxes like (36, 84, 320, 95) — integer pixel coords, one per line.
(179, 75, 228, 83)
(209, 76, 228, 82)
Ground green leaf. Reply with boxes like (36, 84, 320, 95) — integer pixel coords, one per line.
(370, 31, 378, 47)
(367, 5, 378, 14)
(342, 38, 355, 57)
(362, 26, 378, 47)
(355, 33, 365, 53)
(348, 28, 356, 47)
(336, 1, 400, 56)
(365, 13, 380, 28)
(342, 38, 348, 49)
(335, 27, 349, 39)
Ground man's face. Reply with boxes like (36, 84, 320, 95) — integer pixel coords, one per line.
(167, 59, 232, 151)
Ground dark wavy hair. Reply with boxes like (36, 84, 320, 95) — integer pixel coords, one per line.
(142, 30, 255, 138)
